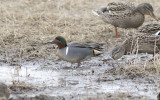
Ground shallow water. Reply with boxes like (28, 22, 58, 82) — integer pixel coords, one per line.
(0, 53, 159, 100)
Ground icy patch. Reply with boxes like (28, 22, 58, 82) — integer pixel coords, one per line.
(0, 62, 60, 87)
(0, 53, 159, 99)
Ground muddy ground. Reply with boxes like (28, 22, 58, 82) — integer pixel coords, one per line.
(0, 0, 160, 100)
(1, 52, 160, 100)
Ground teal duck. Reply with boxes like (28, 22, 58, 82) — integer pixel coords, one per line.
(48, 36, 103, 67)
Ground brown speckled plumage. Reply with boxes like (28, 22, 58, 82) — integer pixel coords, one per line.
(111, 34, 160, 59)
(0, 82, 10, 100)
(93, 2, 157, 37)
(138, 23, 160, 34)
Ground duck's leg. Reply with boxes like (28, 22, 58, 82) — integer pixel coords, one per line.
(115, 27, 119, 38)
(72, 63, 81, 68)
(77, 63, 81, 67)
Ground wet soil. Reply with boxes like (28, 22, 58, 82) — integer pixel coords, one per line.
(0, 53, 159, 100)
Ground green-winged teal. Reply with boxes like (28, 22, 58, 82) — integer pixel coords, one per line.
(111, 34, 160, 59)
(48, 36, 103, 67)
(138, 23, 160, 35)
(0, 82, 10, 100)
(93, 2, 158, 38)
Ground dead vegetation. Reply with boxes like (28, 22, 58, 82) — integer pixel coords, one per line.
(105, 56, 160, 79)
(0, 0, 160, 99)
(0, 0, 159, 63)
(84, 92, 148, 100)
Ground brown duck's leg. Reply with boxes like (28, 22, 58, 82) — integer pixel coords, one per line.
(115, 27, 119, 38)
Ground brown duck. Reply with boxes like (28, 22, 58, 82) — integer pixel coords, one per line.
(93, 2, 158, 38)
(111, 34, 160, 59)
(0, 82, 10, 100)
(138, 23, 160, 35)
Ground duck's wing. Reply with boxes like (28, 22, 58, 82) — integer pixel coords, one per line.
(68, 42, 104, 51)
(93, 2, 135, 17)
(107, 2, 135, 12)
(92, 2, 136, 25)
(138, 23, 160, 34)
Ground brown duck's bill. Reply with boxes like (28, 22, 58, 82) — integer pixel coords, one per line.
(47, 41, 54, 44)
(150, 13, 158, 21)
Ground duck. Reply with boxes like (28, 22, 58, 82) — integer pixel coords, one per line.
(111, 34, 160, 59)
(92, 2, 158, 38)
(0, 82, 10, 100)
(138, 23, 160, 35)
(111, 45, 126, 60)
(48, 36, 103, 67)
(111, 39, 130, 60)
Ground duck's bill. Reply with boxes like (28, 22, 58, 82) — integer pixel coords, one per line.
(47, 41, 54, 44)
(150, 13, 158, 21)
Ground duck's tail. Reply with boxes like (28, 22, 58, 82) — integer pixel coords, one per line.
(92, 10, 100, 16)
(93, 49, 103, 56)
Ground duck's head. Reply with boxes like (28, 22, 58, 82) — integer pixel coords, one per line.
(48, 36, 67, 49)
(111, 45, 125, 60)
(137, 3, 158, 21)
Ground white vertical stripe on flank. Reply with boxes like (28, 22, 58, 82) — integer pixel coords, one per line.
(66, 47, 69, 55)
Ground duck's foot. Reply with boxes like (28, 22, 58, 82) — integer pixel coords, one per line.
(72, 66, 78, 69)
(72, 63, 81, 69)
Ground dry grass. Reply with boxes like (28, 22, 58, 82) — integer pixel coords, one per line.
(105, 56, 160, 79)
(0, 0, 160, 72)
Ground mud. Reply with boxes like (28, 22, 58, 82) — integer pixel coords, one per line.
(0, 53, 159, 100)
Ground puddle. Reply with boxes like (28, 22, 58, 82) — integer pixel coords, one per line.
(0, 54, 159, 100)
(0, 62, 60, 87)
